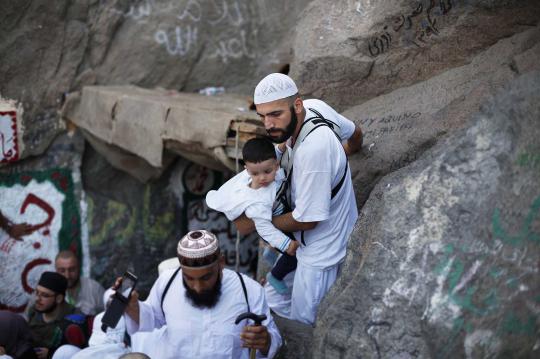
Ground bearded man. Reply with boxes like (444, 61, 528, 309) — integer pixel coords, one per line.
(27, 272, 88, 359)
(235, 73, 362, 325)
(55, 250, 104, 316)
(120, 230, 282, 359)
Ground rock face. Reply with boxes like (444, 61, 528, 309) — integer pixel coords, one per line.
(313, 72, 540, 358)
(346, 24, 540, 206)
(0, 0, 311, 160)
(291, 0, 540, 111)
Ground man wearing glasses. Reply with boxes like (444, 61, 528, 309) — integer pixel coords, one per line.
(27, 272, 88, 359)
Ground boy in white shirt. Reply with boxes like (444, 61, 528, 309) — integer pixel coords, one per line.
(206, 137, 299, 293)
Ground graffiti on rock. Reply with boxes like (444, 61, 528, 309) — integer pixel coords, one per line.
(367, 0, 454, 57)
(0, 169, 83, 312)
(182, 163, 258, 272)
(0, 111, 19, 163)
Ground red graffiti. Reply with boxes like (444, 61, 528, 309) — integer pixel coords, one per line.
(21, 258, 52, 293)
(0, 258, 51, 313)
(0, 238, 16, 253)
(20, 193, 55, 233)
(0, 301, 26, 313)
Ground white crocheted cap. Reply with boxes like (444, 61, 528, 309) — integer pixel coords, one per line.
(254, 73, 298, 104)
(177, 230, 219, 259)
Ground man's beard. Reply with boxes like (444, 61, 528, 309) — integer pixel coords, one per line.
(183, 275, 222, 309)
(266, 106, 298, 143)
(35, 301, 57, 314)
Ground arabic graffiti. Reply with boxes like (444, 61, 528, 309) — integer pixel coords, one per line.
(182, 163, 258, 273)
(0, 169, 83, 313)
(103, 0, 255, 63)
(0, 111, 19, 163)
(367, 0, 454, 57)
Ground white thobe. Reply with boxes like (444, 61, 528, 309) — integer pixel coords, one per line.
(125, 268, 282, 359)
(206, 169, 291, 252)
(66, 277, 105, 316)
(266, 99, 358, 325)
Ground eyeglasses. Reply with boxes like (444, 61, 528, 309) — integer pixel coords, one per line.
(35, 291, 56, 299)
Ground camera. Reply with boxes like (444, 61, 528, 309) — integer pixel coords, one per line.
(101, 271, 138, 332)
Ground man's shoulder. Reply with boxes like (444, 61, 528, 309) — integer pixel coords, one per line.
(27, 304, 38, 323)
(80, 276, 104, 290)
(303, 98, 330, 111)
(156, 267, 181, 288)
(223, 269, 264, 297)
(295, 124, 340, 159)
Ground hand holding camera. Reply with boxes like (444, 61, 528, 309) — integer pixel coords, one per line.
(101, 271, 138, 332)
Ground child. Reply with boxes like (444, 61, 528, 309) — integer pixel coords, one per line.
(206, 137, 298, 294)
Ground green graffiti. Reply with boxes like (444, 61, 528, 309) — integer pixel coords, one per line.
(88, 197, 135, 246)
(499, 312, 537, 336)
(142, 186, 175, 242)
(434, 244, 455, 275)
(492, 195, 540, 246)
(516, 152, 540, 169)
(447, 259, 464, 291)
(488, 267, 504, 278)
(87, 183, 177, 248)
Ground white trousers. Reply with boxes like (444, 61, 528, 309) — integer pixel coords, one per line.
(265, 261, 341, 325)
(51, 344, 81, 359)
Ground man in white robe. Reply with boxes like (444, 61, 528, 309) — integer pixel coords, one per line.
(121, 230, 282, 359)
(235, 73, 363, 325)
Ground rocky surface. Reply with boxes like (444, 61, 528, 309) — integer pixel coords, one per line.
(1, 0, 540, 356)
(313, 72, 540, 358)
(0, 0, 311, 160)
(291, 0, 540, 111)
(346, 24, 540, 206)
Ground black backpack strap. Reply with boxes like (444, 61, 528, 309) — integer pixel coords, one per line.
(307, 108, 341, 133)
(331, 161, 349, 199)
(161, 267, 181, 316)
(236, 271, 250, 312)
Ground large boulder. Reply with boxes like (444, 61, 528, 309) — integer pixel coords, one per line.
(346, 24, 540, 206)
(313, 72, 540, 358)
(291, 0, 540, 111)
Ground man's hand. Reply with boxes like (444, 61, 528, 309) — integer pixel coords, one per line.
(272, 212, 317, 233)
(240, 325, 271, 356)
(8, 223, 34, 240)
(34, 347, 49, 359)
(286, 240, 300, 256)
(233, 213, 256, 236)
(112, 277, 140, 324)
(342, 125, 363, 156)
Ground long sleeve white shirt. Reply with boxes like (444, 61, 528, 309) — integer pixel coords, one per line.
(206, 169, 291, 252)
(125, 268, 282, 359)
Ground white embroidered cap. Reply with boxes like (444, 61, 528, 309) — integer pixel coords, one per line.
(177, 230, 219, 259)
(254, 73, 298, 105)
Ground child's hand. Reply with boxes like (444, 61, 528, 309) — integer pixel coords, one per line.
(286, 240, 300, 256)
(277, 142, 287, 153)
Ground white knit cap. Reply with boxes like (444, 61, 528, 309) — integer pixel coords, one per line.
(254, 73, 298, 104)
(177, 230, 219, 259)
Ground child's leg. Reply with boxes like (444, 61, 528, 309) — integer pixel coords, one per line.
(271, 252, 298, 280)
